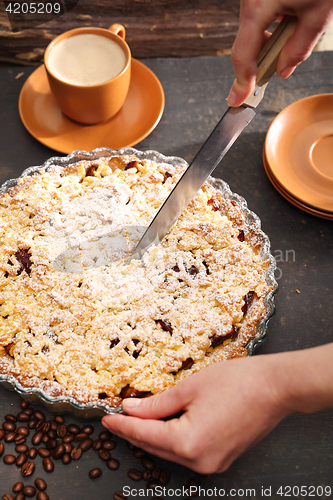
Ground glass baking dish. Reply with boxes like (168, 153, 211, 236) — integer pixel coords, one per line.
(0, 147, 277, 418)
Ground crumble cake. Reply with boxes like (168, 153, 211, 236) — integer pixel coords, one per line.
(0, 154, 270, 407)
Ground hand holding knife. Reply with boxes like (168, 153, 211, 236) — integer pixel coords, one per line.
(130, 16, 297, 262)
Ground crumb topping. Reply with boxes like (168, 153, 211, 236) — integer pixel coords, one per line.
(0, 155, 269, 406)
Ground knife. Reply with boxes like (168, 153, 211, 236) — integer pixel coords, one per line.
(130, 16, 297, 261)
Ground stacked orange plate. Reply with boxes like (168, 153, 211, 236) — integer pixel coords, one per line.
(263, 94, 333, 220)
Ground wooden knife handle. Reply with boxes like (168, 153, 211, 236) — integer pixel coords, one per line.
(243, 15, 297, 108)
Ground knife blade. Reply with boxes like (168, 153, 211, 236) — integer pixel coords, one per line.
(130, 106, 255, 261)
(129, 15, 297, 262)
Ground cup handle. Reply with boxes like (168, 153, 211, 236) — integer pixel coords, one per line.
(108, 23, 126, 40)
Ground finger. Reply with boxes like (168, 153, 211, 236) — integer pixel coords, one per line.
(227, 30, 272, 106)
(124, 437, 197, 470)
(102, 412, 182, 451)
(121, 381, 194, 419)
(104, 426, 192, 467)
(227, 29, 272, 107)
(228, 7, 276, 106)
(102, 413, 201, 471)
(276, 12, 329, 78)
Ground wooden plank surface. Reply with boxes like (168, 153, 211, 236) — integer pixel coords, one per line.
(0, 51, 333, 499)
(0, 0, 239, 64)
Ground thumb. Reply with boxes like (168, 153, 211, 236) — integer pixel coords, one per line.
(122, 383, 192, 420)
(227, 77, 256, 107)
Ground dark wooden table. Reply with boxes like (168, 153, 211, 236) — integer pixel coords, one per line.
(0, 52, 332, 499)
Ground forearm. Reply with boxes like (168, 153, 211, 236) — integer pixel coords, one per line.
(267, 343, 333, 416)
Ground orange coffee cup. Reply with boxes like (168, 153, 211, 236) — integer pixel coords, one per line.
(44, 24, 131, 125)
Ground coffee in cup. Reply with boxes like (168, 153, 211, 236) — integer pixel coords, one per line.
(44, 24, 131, 124)
(47, 34, 127, 86)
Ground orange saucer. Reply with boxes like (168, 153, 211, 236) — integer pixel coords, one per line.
(264, 94, 333, 213)
(263, 149, 333, 220)
(18, 59, 165, 154)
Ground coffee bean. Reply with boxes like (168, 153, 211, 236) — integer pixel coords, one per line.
(28, 447, 38, 459)
(35, 420, 45, 432)
(70, 447, 82, 460)
(142, 469, 151, 481)
(4, 432, 16, 443)
(146, 479, 162, 490)
(15, 494, 25, 500)
(16, 444, 28, 454)
(102, 439, 116, 451)
(34, 478, 47, 491)
(114, 492, 125, 500)
(57, 424, 66, 438)
(62, 434, 74, 443)
(74, 432, 88, 441)
(2, 494, 14, 500)
(78, 438, 93, 452)
(187, 476, 201, 488)
(47, 430, 56, 440)
(41, 422, 51, 434)
(14, 435, 26, 445)
(106, 458, 119, 470)
(32, 431, 43, 446)
(159, 469, 171, 485)
(5, 414, 17, 423)
(42, 457, 54, 472)
(81, 425, 94, 435)
(67, 424, 80, 434)
(52, 444, 65, 460)
(12, 482, 23, 494)
(37, 492, 49, 500)
(62, 453, 71, 465)
(22, 485, 36, 497)
(133, 448, 146, 459)
(3, 454, 15, 464)
(128, 468, 143, 481)
(16, 453, 28, 467)
(16, 412, 30, 423)
(99, 430, 111, 441)
(23, 408, 34, 416)
(63, 442, 73, 454)
(49, 420, 58, 432)
(20, 400, 29, 409)
(38, 448, 51, 458)
(89, 468, 102, 479)
(92, 439, 102, 450)
(33, 410, 45, 420)
(141, 457, 155, 470)
(46, 439, 57, 450)
(17, 426, 29, 436)
(152, 467, 161, 480)
(98, 449, 110, 461)
(3, 421, 16, 432)
(21, 461, 35, 477)
(0, 429, 5, 440)
(0, 442, 4, 457)
(2, 415, 16, 432)
(55, 415, 64, 424)
(28, 418, 38, 429)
